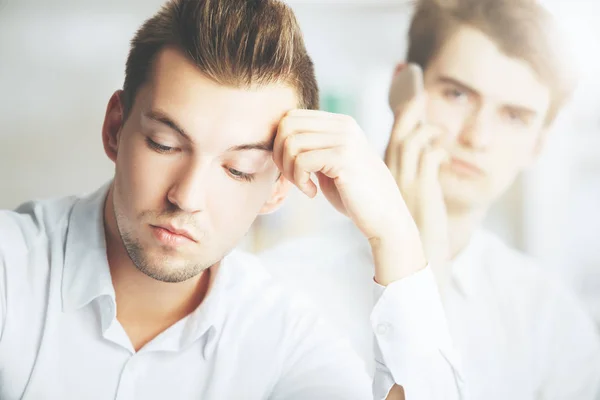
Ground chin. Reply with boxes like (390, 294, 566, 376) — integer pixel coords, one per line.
(440, 174, 489, 213)
(138, 257, 209, 283)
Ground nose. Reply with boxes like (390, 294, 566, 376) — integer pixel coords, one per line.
(167, 158, 211, 213)
(458, 108, 492, 150)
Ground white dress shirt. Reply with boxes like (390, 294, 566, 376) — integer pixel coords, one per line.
(260, 222, 600, 400)
(0, 184, 463, 400)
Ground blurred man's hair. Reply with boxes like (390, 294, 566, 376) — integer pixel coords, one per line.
(121, 0, 318, 118)
(407, 0, 575, 125)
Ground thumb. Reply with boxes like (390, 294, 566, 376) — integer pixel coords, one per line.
(384, 93, 427, 169)
(389, 92, 427, 145)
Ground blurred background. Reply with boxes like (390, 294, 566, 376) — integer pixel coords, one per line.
(1, 0, 599, 321)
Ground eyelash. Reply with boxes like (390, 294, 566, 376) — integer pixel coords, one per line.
(228, 168, 255, 182)
(146, 137, 176, 154)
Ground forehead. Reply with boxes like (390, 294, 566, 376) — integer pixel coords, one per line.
(139, 47, 299, 146)
(426, 26, 551, 113)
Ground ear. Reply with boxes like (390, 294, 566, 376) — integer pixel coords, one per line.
(258, 174, 292, 215)
(392, 62, 408, 78)
(102, 90, 125, 163)
(523, 128, 549, 168)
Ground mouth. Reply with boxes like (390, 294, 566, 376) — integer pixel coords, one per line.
(447, 157, 485, 178)
(150, 224, 197, 246)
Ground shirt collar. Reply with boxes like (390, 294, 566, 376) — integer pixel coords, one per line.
(62, 182, 115, 312)
(61, 182, 248, 355)
(182, 261, 228, 357)
(450, 230, 489, 298)
(146, 251, 243, 358)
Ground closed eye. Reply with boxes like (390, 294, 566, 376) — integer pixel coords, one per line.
(146, 137, 177, 154)
(227, 167, 255, 182)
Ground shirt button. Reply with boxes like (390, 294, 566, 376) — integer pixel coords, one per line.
(376, 322, 391, 335)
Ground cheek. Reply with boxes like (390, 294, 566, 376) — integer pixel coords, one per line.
(486, 137, 536, 184)
(205, 177, 275, 226)
(426, 97, 465, 142)
(115, 133, 171, 213)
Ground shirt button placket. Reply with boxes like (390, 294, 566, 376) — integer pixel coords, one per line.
(115, 356, 138, 400)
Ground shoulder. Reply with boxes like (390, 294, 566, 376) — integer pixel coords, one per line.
(478, 231, 589, 319)
(480, 231, 542, 279)
(0, 195, 79, 340)
(0, 195, 77, 262)
(479, 230, 556, 287)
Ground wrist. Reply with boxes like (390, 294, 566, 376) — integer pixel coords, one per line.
(369, 226, 428, 286)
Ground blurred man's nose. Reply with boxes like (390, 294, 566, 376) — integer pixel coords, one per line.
(457, 108, 493, 150)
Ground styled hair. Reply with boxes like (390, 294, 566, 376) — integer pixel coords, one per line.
(121, 0, 318, 118)
(407, 0, 575, 125)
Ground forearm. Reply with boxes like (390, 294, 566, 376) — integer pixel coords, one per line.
(369, 223, 427, 287)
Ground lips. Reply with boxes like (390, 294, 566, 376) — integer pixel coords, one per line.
(448, 157, 485, 177)
(151, 223, 198, 245)
(161, 225, 196, 241)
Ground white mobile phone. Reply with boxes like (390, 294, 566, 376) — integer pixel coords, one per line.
(388, 63, 424, 112)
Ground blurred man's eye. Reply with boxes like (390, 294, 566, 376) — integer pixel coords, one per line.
(443, 87, 469, 102)
(146, 137, 177, 154)
(503, 109, 529, 126)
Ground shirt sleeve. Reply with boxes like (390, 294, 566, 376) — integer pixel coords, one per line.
(533, 275, 600, 399)
(370, 266, 467, 399)
(269, 266, 467, 400)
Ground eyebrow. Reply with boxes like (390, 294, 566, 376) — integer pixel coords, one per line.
(436, 75, 538, 116)
(144, 109, 193, 143)
(227, 140, 274, 152)
(144, 109, 275, 152)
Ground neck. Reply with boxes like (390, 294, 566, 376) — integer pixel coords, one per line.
(102, 185, 213, 326)
(446, 202, 487, 261)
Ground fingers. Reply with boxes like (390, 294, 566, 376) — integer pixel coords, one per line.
(388, 92, 427, 146)
(274, 110, 357, 173)
(419, 145, 449, 183)
(397, 125, 444, 189)
(292, 148, 341, 198)
(274, 110, 365, 198)
(384, 93, 427, 175)
(280, 132, 343, 188)
(416, 144, 449, 231)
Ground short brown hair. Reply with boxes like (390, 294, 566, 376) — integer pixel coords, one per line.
(407, 0, 575, 125)
(121, 0, 318, 119)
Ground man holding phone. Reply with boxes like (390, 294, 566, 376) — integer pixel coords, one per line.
(261, 0, 600, 398)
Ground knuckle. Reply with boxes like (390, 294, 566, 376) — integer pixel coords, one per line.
(278, 116, 293, 135)
(294, 151, 308, 167)
(341, 114, 359, 131)
(403, 139, 418, 154)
